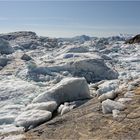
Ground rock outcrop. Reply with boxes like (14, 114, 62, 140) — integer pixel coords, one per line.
(125, 34, 140, 44)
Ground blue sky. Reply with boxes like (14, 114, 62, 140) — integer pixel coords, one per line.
(0, 1, 140, 37)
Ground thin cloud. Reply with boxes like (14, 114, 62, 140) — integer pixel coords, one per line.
(0, 16, 74, 21)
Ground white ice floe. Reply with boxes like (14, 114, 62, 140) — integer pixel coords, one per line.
(97, 80, 119, 95)
(0, 124, 24, 135)
(102, 99, 126, 114)
(15, 110, 52, 129)
(25, 101, 57, 112)
(98, 90, 118, 102)
(33, 77, 91, 105)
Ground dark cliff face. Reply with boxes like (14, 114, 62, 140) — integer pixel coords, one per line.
(125, 34, 140, 44)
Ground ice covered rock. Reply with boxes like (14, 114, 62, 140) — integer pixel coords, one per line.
(97, 80, 119, 95)
(25, 101, 57, 112)
(0, 38, 14, 54)
(33, 77, 91, 105)
(102, 99, 126, 114)
(98, 90, 118, 102)
(15, 110, 52, 129)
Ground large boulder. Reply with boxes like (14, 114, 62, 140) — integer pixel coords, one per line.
(33, 77, 91, 105)
(0, 38, 14, 54)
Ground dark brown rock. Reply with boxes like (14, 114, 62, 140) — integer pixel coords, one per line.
(125, 34, 140, 44)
